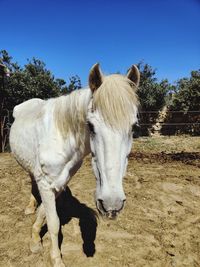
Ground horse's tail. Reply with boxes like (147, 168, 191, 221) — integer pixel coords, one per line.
(13, 98, 44, 119)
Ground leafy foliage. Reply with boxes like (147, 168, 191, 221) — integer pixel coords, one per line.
(137, 62, 170, 111)
(170, 70, 200, 112)
(0, 50, 199, 151)
(0, 50, 82, 151)
(61, 75, 81, 95)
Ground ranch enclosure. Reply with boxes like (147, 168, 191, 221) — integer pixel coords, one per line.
(0, 136, 200, 267)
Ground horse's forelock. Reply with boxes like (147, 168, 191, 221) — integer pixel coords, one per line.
(92, 74, 139, 131)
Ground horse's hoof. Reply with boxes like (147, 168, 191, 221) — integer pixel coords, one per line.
(51, 257, 66, 267)
(30, 240, 43, 253)
(25, 206, 36, 215)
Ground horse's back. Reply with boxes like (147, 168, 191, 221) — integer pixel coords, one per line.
(13, 98, 44, 120)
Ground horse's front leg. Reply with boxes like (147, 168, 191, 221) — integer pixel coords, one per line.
(29, 160, 83, 252)
(37, 180, 65, 267)
(35, 151, 82, 266)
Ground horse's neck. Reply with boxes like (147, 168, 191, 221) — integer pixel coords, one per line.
(54, 88, 92, 157)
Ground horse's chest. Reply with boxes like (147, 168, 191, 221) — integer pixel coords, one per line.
(39, 148, 67, 178)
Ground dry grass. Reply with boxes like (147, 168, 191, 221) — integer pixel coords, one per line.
(133, 135, 200, 153)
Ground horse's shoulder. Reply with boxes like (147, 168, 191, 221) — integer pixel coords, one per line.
(13, 98, 44, 119)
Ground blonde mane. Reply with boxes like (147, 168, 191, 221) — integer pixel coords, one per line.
(53, 89, 91, 152)
(92, 74, 139, 131)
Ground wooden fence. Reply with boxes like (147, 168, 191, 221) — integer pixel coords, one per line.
(138, 110, 200, 136)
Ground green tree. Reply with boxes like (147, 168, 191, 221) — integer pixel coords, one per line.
(0, 50, 16, 152)
(0, 50, 82, 151)
(162, 70, 200, 135)
(61, 75, 81, 94)
(10, 58, 64, 103)
(170, 70, 200, 112)
(135, 62, 171, 135)
(137, 62, 170, 111)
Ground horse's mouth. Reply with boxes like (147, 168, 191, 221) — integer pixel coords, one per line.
(97, 208, 119, 220)
(105, 210, 119, 220)
(96, 201, 120, 220)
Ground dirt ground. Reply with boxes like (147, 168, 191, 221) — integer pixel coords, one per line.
(0, 136, 200, 267)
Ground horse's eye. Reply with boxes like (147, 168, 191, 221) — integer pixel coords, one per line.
(132, 123, 140, 138)
(87, 121, 95, 134)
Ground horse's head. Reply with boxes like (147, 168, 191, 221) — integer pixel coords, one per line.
(87, 64, 140, 219)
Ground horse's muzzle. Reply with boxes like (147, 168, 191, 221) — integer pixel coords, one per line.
(96, 198, 126, 219)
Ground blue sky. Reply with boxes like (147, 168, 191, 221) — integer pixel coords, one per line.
(1, 0, 200, 86)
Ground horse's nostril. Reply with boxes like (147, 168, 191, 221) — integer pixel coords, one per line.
(97, 198, 103, 206)
(97, 199, 107, 213)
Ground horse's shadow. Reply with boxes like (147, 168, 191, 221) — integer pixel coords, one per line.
(38, 187, 98, 257)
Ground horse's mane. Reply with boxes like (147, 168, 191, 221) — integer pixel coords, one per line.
(53, 89, 91, 152)
(92, 74, 139, 131)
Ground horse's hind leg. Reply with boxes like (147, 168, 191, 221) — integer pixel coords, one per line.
(25, 194, 37, 215)
(25, 175, 41, 215)
(30, 204, 45, 253)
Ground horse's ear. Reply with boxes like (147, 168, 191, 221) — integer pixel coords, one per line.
(89, 63, 103, 92)
(127, 65, 140, 88)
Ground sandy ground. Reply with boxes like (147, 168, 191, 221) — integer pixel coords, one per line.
(0, 136, 200, 267)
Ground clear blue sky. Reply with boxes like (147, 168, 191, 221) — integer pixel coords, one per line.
(1, 0, 200, 86)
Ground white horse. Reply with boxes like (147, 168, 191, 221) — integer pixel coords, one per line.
(9, 63, 140, 267)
